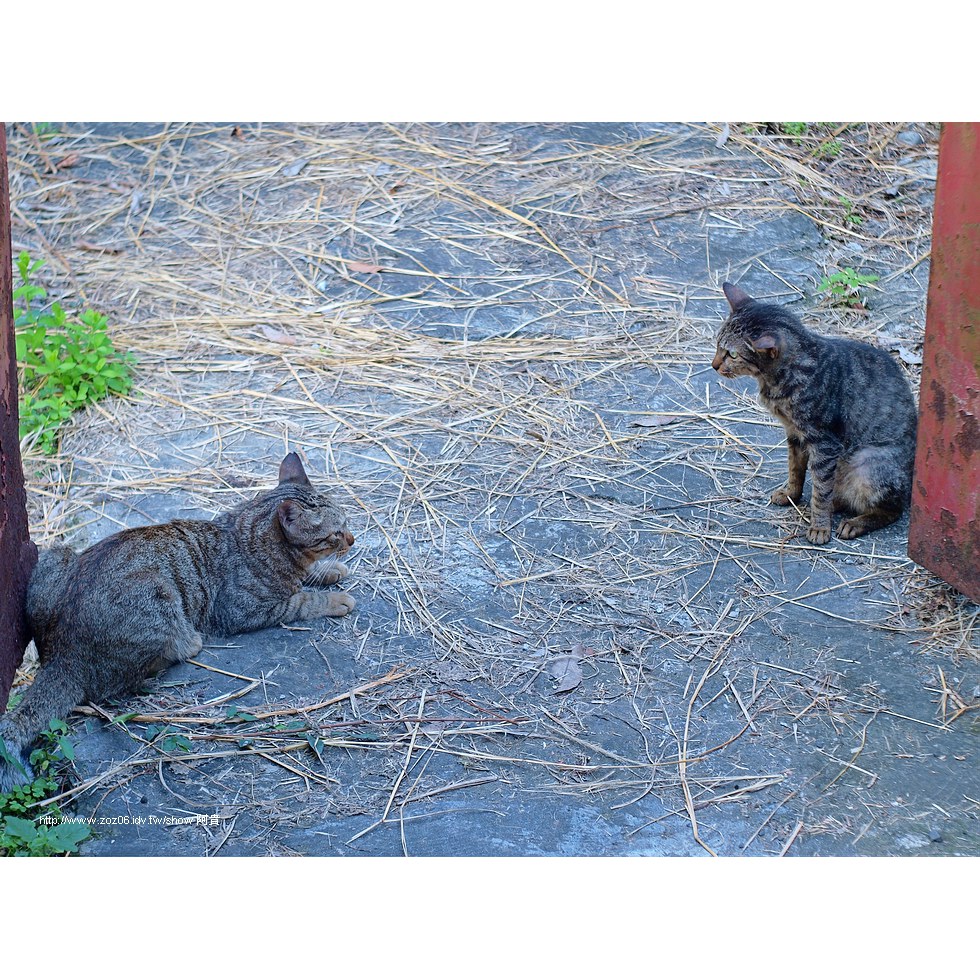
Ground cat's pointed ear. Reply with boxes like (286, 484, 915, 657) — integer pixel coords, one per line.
(278, 452, 311, 486)
(751, 334, 781, 359)
(722, 282, 754, 312)
(277, 499, 304, 540)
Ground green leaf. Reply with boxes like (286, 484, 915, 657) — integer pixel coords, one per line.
(0, 737, 27, 776)
(2, 815, 38, 844)
(44, 821, 91, 851)
(160, 734, 193, 753)
(224, 708, 258, 723)
(306, 732, 327, 763)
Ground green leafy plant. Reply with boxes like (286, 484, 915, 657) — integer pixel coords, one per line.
(0, 720, 90, 857)
(160, 734, 194, 754)
(0, 814, 90, 856)
(14, 251, 136, 454)
(818, 267, 880, 307)
(144, 724, 193, 754)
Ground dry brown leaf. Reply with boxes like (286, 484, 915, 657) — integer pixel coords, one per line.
(281, 158, 309, 177)
(548, 643, 597, 694)
(347, 261, 383, 274)
(57, 153, 81, 169)
(231, 126, 245, 140)
(549, 655, 583, 694)
(630, 414, 678, 428)
(259, 324, 297, 345)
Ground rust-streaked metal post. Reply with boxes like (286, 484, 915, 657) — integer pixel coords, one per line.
(0, 122, 38, 710)
(908, 122, 980, 602)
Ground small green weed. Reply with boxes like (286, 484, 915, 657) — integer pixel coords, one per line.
(818, 267, 879, 307)
(0, 720, 90, 857)
(839, 195, 863, 226)
(14, 251, 136, 454)
(816, 139, 842, 159)
(31, 123, 59, 139)
(780, 122, 808, 138)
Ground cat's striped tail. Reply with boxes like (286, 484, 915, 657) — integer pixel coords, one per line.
(0, 658, 84, 794)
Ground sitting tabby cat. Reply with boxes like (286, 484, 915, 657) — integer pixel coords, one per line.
(0, 453, 355, 791)
(712, 282, 918, 545)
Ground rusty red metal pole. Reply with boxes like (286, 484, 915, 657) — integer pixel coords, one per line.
(908, 123, 980, 602)
(0, 123, 38, 711)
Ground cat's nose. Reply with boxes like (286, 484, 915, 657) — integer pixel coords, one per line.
(711, 351, 723, 372)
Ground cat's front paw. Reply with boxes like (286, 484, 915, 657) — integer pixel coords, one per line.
(806, 525, 832, 545)
(305, 559, 350, 587)
(326, 593, 356, 617)
(770, 486, 801, 506)
(289, 590, 356, 622)
(837, 518, 866, 540)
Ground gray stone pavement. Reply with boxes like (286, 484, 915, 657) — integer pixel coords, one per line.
(7, 122, 977, 856)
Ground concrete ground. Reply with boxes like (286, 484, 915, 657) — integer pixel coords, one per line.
(7, 121, 978, 856)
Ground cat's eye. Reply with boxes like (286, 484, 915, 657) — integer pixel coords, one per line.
(727, 349, 740, 359)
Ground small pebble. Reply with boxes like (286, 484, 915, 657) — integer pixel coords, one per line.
(928, 827, 943, 843)
(897, 130, 924, 146)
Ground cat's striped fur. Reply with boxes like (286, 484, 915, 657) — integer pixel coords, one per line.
(0, 453, 354, 791)
(712, 282, 918, 545)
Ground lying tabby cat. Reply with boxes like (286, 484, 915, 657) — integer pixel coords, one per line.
(712, 282, 918, 545)
(0, 453, 355, 791)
